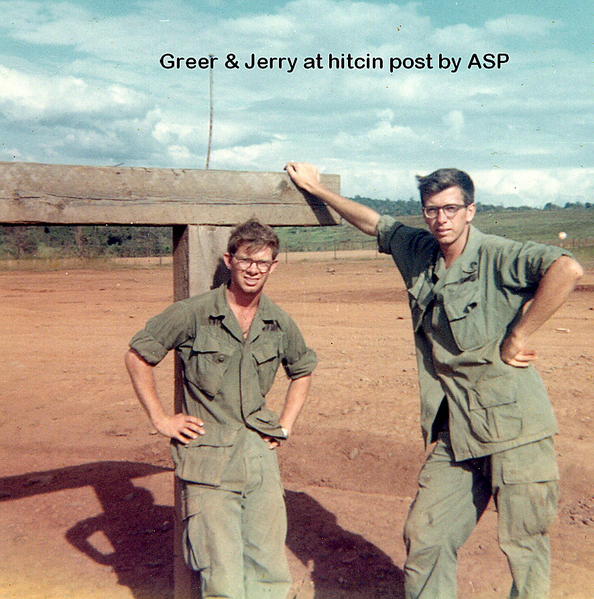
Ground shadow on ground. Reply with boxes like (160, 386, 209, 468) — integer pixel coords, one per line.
(1, 463, 404, 598)
(1, 461, 174, 599)
(286, 490, 404, 599)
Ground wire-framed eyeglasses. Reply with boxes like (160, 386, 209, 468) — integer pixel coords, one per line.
(422, 204, 469, 219)
(232, 255, 275, 273)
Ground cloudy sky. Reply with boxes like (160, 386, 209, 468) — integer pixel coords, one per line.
(0, 0, 592, 207)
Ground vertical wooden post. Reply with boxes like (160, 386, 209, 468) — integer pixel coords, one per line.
(173, 225, 232, 300)
(172, 224, 232, 599)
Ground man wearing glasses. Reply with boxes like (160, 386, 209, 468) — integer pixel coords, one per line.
(125, 218, 317, 599)
(285, 162, 582, 599)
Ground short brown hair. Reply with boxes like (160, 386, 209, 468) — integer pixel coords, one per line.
(416, 168, 475, 206)
(227, 218, 280, 259)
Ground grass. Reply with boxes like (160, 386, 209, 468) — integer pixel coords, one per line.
(276, 208, 594, 267)
(471, 209, 593, 245)
(1, 208, 592, 270)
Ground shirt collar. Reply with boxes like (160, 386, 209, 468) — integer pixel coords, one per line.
(457, 225, 481, 272)
(210, 284, 231, 319)
(209, 284, 278, 341)
(439, 225, 481, 285)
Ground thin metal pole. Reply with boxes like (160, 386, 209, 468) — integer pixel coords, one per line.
(205, 55, 214, 169)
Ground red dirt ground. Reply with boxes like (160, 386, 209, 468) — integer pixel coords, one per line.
(1, 254, 593, 598)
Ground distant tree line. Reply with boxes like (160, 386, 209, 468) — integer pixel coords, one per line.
(543, 201, 594, 210)
(1, 197, 591, 259)
(351, 195, 594, 216)
(354, 194, 514, 216)
(351, 196, 422, 215)
(0, 225, 171, 260)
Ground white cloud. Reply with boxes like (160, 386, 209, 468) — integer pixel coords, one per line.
(152, 119, 201, 145)
(333, 120, 420, 152)
(431, 23, 486, 50)
(0, 65, 147, 120)
(167, 144, 193, 164)
(472, 168, 594, 207)
(0, 0, 591, 206)
(226, 13, 296, 44)
(211, 138, 291, 170)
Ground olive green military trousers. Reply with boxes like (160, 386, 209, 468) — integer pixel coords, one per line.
(181, 431, 291, 599)
(403, 432, 559, 599)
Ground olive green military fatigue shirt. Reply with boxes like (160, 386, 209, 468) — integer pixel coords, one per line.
(377, 217, 570, 461)
(129, 284, 317, 489)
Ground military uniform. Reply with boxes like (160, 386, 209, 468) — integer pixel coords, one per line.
(129, 284, 317, 599)
(377, 217, 569, 599)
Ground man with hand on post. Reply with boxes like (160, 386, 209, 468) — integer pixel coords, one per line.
(285, 161, 583, 599)
(125, 218, 317, 599)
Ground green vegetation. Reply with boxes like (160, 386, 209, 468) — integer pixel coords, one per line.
(470, 209, 593, 245)
(275, 198, 594, 266)
(1, 197, 592, 267)
(0, 225, 171, 260)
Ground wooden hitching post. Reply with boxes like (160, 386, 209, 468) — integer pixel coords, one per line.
(0, 161, 340, 598)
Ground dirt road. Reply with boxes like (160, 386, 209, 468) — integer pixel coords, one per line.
(1, 255, 592, 598)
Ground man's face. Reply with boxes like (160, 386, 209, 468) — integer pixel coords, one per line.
(223, 243, 278, 296)
(422, 186, 475, 250)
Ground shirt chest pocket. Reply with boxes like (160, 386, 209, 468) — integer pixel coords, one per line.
(186, 328, 236, 398)
(252, 334, 283, 395)
(441, 283, 490, 351)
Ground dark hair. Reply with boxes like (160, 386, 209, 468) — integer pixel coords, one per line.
(416, 168, 475, 206)
(227, 218, 280, 259)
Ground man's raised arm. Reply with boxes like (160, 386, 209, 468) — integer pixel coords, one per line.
(285, 162, 380, 236)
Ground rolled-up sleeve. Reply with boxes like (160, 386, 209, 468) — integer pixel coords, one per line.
(129, 301, 195, 365)
(498, 240, 573, 290)
(376, 215, 438, 286)
(279, 316, 317, 380)
(284, 346, 318, 379)
(376, 214, 399, 255)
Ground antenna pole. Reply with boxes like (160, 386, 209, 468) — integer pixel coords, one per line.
(206, 55, 214, 169)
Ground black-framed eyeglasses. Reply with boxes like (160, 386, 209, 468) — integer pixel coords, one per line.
(232, 255, 275, 273)
(422, 204, 468, 219)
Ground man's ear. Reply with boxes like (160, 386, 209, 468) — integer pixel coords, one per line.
(268, 259, 279, 276)
(466, 203, 476, 223)
(223, 252, 233, 269)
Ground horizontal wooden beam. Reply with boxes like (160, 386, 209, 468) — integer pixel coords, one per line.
(0, 162, 340, 226)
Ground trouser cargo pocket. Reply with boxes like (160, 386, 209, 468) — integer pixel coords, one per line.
(171, 425, 239, 486)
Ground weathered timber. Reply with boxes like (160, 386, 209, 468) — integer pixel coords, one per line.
(0, 161, 341, 599)
(0, 162, 339, 226)
(172, 224, 232, 598)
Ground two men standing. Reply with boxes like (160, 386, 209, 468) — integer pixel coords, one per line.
(126, 161, 583, 599)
